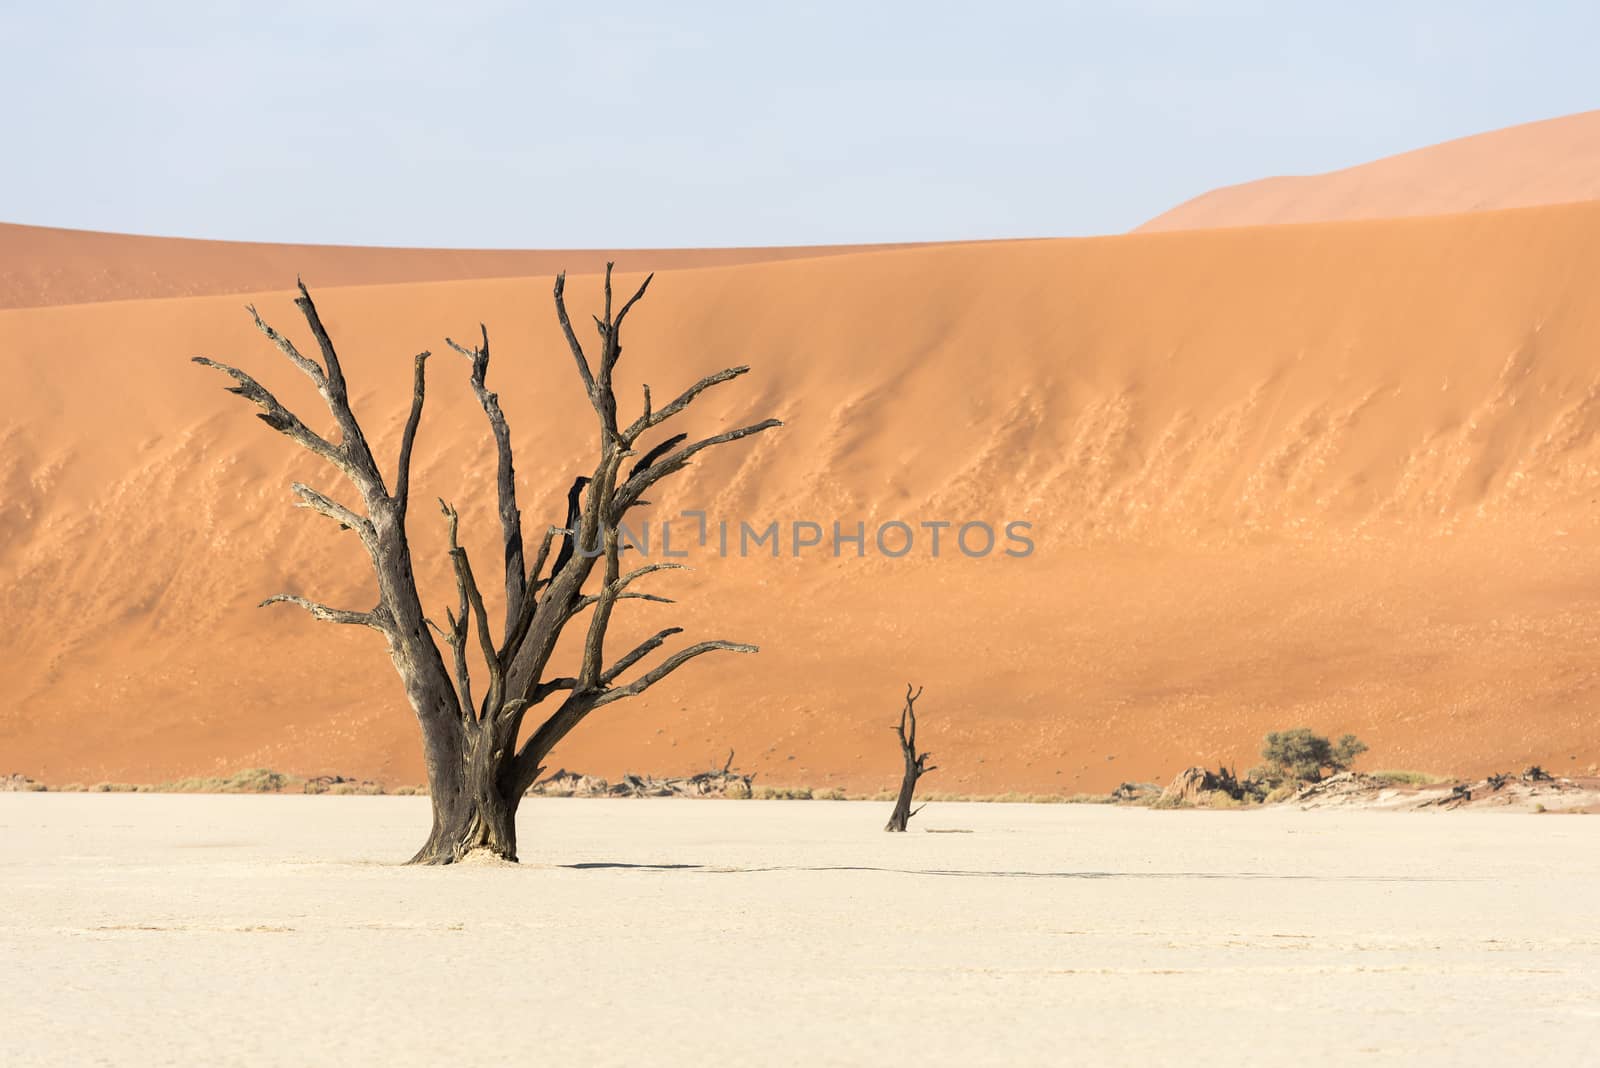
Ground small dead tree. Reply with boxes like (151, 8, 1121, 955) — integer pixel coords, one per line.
(885, 684, 936, 831)
(194, 267, 780, 864)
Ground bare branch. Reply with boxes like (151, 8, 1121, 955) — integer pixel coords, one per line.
(260, 594, 385, 630)
(548, 476, 591, 585)
(500, 523, 562, 665)
(247, 303, 324, 384)
(290, 482, 371, 537)
(440, 499, 502, 722)
(625, 365, 752, 440)
(612, 272, 654, 334)
(572, 590, 675, 611)
(609, 561, 692, 593)
(291, 282, 387, 490)
(526, 525, 561, 592)
(531, 676, 577, 704)
(393, 351, 430, 514)
(553, 272, 597, 397)
(192, 357, 355, 479)
(599, 268, 653, 380)
(445, 324, 525, 630)
(590, 640, 759, 709)
(442, 606, 473, 726)
(576, 527, 623, 689)
(626, 433, 687, 482)
(294, 280, 349, 399)
(601, 626, 684, 686)
(571, 562, 690, 613)
(615, 419, 783, 508)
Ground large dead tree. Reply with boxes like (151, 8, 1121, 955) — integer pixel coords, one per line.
(194, 267, 780, 864)
(885, 684, 936, 831)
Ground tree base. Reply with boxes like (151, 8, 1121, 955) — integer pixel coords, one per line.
(407, 791, 520, 865)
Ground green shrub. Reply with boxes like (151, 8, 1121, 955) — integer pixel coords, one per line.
(1368, 769, 1446, 787)
(1260, 728, 1367, 784)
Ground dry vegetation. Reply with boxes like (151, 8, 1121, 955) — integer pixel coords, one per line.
(7, 728, 1594, 812)
(2, 770, 409, 796)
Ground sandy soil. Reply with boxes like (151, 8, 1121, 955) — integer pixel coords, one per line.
(7, 195, 1600, 792)
(1140, 109, 1600, 230)
(2, 795, 1596, 1065)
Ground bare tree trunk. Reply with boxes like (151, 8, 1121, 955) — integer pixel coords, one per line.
(411, 735, 520, 864)
(885, 684, 935, 832)
(885, 768, 919, 833)
(196, 268, 781, 864)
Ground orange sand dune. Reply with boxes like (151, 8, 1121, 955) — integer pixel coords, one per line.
(1140, 110, 1600, 231)
(0, 221, 950, 311)
(4, 204, 1600, 793)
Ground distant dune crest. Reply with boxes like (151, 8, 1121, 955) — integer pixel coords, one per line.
(0, 222, 946, 311)
(1138, 109, 1600, 231)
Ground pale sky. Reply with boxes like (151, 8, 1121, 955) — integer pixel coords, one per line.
(3, 1, 1596, 247)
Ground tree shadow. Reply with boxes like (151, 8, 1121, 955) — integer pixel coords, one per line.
(566, 861, 703, 870)
(560, 862, 1460, 882)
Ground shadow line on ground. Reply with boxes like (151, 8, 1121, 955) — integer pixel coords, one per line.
(561, 862, 1464, 882)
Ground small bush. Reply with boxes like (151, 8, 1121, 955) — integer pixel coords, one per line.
(754, 786, 812, 800)
(988, 792, 1073, 804)
(1263, 782, 1301, 805)
(1369, 770, 1446, 787)
(328, 781, 384, 795)
(302, 774, 383, 795)
(228, 768, 288, 792)
(166, 768, 288, 794)
(1260, 728, 1367, 784)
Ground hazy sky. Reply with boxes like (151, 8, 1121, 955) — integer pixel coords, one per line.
(3, 2, 1596, 247)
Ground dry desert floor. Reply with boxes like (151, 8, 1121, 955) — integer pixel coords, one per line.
(2, 795, 1598, 1065)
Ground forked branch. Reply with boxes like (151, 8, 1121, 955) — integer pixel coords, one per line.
(445, 325, 525, 630)
(441, 499, 503, 721)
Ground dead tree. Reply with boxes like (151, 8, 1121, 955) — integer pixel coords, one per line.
(194, 267, 780, 863)
(885, 684, 936, 831)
